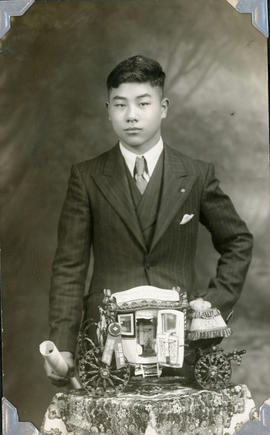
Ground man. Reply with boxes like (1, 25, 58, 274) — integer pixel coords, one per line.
(45, 55, 253, 384)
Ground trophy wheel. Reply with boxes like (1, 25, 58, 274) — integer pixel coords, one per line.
(194, 350, 232, 390)
(77, 324, 130, 396)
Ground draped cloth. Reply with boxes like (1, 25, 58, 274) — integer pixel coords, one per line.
(41, 383, 256, 435)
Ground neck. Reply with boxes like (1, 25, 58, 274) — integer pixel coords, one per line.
(120, 134, 161, 155)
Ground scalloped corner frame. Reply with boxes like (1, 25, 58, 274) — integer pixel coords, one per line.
(2, 397, 42, 435)
(0, 0, 269, 39)
(226, 0, 268, 36)
(237, 398, 270, 434)
(0, 0, 35, 39)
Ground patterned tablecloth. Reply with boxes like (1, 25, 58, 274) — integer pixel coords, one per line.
(41, 382, 256, 435)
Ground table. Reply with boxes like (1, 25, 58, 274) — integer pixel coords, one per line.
(41, 380, 256, 435)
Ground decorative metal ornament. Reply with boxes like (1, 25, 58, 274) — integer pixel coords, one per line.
(77, 290, 130, 396)
(226, 0, 268, 36)
(194, 349, 232, 389)
(194, 347, 247, 390)
(0, 0, 35, 39)
(2, 398, 41, 435)
(77, 319, 130, 396)
(76, 288, 247, 396)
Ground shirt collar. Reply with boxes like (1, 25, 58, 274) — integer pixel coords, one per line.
(119, 137, 164, 177)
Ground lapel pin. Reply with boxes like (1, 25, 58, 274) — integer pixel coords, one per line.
(180, 188, 186, 193)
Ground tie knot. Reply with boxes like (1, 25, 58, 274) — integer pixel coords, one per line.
(134, 156, 147, 177)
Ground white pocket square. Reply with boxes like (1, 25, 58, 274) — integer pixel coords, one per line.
(179, 214, 194, 225)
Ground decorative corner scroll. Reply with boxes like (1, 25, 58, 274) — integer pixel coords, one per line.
(0, 0, 35, 39)
(2, 398, 42, 435)
(236, 398, 270, 434)
(226, 0, 268, 37)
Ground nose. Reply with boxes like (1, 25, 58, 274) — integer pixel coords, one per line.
(126, 105, 138, 122)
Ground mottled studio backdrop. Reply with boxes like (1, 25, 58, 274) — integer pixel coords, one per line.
(1, 0, 269, 428)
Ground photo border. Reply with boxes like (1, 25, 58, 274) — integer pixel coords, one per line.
(1, 0, 269, 434)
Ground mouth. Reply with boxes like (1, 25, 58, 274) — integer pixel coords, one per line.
(124, 128, 142, 132)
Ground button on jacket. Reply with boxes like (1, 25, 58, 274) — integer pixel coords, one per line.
(49, 144, 253, 353)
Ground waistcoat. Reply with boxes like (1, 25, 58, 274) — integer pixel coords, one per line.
(125, 153, 164, 248)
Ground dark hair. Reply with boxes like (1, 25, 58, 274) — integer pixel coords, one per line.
(106, 55, 166, 92)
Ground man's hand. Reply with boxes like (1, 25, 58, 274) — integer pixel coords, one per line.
(44, 351, 74, 386)
(189, 298, 211, 312)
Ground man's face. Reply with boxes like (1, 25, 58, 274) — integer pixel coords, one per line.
(107, 82, 169, 154)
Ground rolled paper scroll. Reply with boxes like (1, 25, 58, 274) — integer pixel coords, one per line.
(39, 340, 81, 389)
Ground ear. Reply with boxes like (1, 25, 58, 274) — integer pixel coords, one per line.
(105, 101, 111, 121)
(161, 97, 169, 119)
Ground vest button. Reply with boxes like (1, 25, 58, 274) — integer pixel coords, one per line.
(144, 255, 150, 269)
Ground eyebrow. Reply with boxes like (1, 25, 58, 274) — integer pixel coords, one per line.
(136, 93, 152, 99)
(112, 93, 152, 101)
(112, 96, 127, 101)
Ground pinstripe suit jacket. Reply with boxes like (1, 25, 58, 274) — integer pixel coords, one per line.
(49, 144, 253, 353)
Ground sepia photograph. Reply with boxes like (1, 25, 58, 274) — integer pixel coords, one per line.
(1, 0, 269, 434)
(118, 314, 135, 336)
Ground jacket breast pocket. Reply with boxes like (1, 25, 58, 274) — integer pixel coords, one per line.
(178, 213, 195, 226)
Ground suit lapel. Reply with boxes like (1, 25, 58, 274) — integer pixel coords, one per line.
(93, 145, 147, 252)
(150, 145, 197, 252)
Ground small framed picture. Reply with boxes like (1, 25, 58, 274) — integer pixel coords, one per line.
(117, 313, 135, 337)
(162, 312, 177, 334)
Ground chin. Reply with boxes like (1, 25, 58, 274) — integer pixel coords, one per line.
(123, 139, 145, 147)
(127, 141, 144, 147)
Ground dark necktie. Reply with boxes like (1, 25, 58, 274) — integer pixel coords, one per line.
(134, 156, 148, 194)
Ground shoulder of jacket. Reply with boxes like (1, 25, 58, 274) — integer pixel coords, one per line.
(166, 145, 213, 174)
(72, 145, 117, 176)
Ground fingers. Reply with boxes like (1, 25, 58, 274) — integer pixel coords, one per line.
(61, 351, 74, 371)
(48, 373, 70, 386)
(49, 377, 70, 387)
(189, 298, 211, 311)
(43, 351, 75, 386)
(47, 371, 68, 382)
(44, 361, 70, 386)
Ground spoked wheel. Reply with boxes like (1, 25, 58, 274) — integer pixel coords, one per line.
(77, 321, 130, 396)
(194, 350, 232, 390)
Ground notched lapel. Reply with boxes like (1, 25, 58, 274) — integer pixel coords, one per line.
(150, 147, 197, 252)
(92, 146, 147, 252)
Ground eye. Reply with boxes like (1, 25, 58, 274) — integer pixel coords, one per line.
(140, 102, 150, 107)
(114, 103, 126, 108)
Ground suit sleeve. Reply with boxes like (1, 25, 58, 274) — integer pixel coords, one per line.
(49, 165, 91, 353)
(199, 163, 253, 320)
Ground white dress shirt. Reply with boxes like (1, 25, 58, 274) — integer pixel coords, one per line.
(119, 138, 164, 181)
